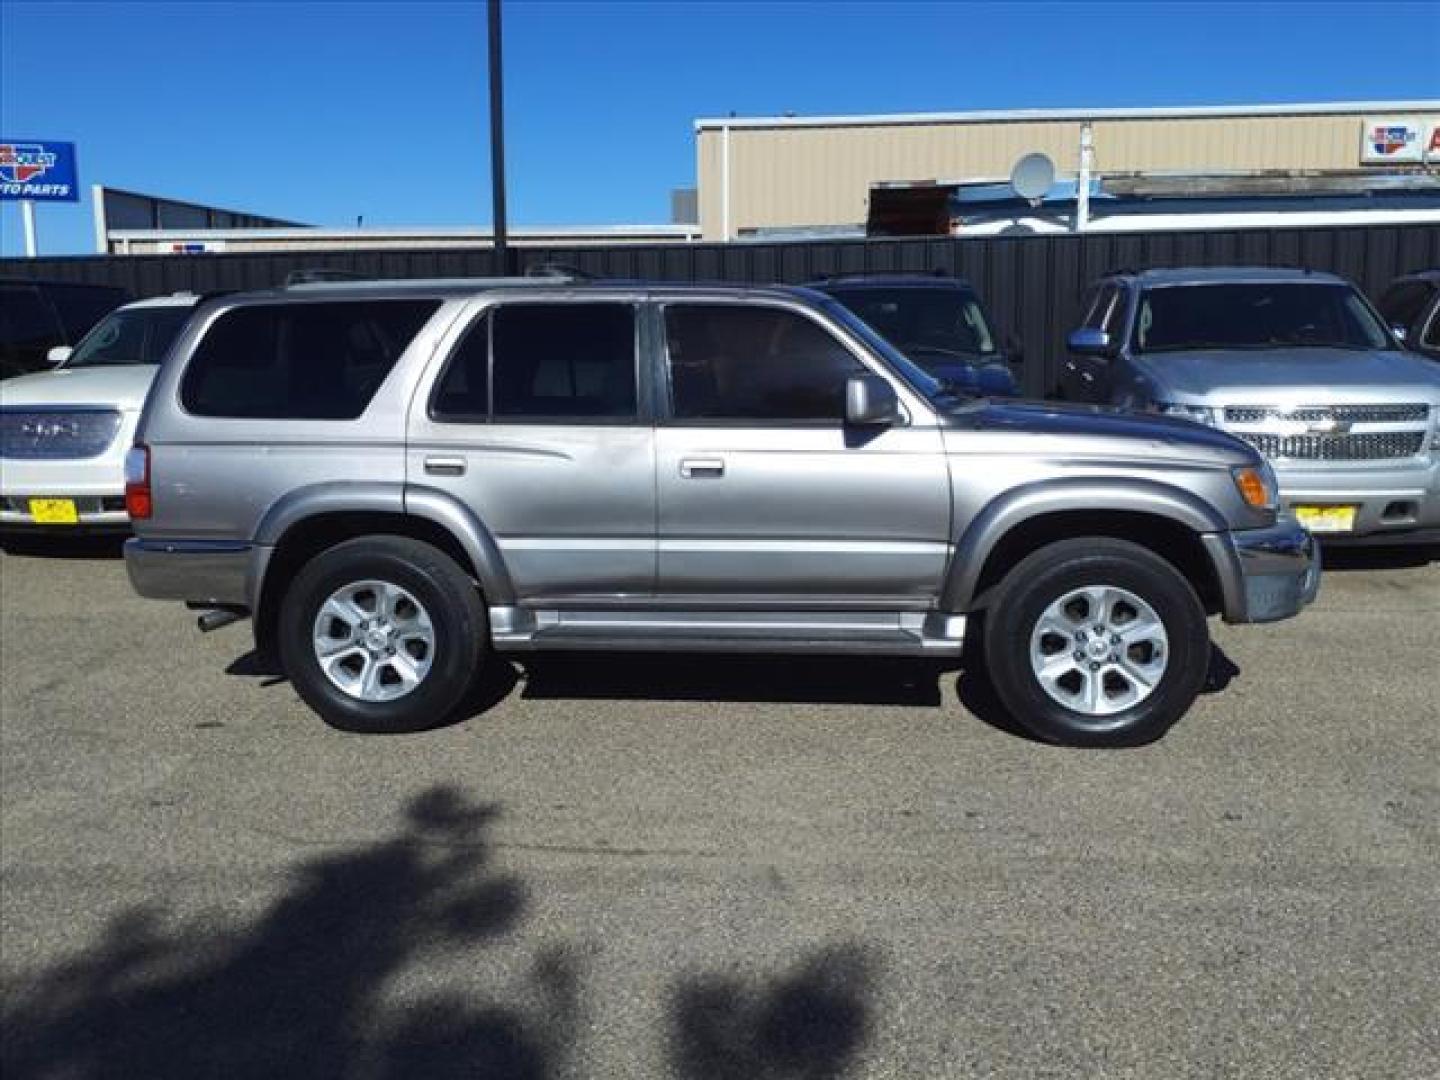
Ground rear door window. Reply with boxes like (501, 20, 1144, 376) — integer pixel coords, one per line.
(431, 303, 637, 423)
(181, 300, 438, 419)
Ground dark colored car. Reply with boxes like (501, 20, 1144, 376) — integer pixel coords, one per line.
(809, 274, 1021, 396)
(1375, 269, 1440, 361)
(0, 279, 131, 379)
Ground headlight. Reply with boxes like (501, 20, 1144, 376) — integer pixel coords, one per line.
(1157, 402, 1215, 426)
(1232, 461, 1279, 512)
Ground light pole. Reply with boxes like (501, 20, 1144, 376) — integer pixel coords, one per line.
(488, 0, 509, 275)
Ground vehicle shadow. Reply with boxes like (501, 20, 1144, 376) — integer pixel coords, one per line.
(1318, 542, 1439, 572)
(0, 532, 127, 559)
(225, 648, 523, 728)
(515, 653, 952, 708)
(955, 642, 1242, 746)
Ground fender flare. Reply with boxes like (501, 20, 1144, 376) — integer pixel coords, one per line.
(941, 477, 1229, 612)
(249, 480, 516, 607)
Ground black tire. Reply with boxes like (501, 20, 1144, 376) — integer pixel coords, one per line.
(278, 536, 487, 733)
(982, 537, 1209, 747)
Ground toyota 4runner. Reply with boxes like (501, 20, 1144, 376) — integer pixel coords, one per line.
(124, 279, 1319, 746)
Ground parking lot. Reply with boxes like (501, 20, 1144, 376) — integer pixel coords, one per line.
(0, 539, 1436, 1078)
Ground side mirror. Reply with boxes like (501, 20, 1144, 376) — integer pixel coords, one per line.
(1067, 328, 1114, 358)
(1390, 324, 1408, 344)
(45, 345, 72, 367)
(844, 373, 899, 426)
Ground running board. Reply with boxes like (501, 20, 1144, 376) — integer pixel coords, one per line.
(489, 606, 966, 656)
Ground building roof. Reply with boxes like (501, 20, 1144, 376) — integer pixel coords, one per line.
(696, 100, 1440, 131)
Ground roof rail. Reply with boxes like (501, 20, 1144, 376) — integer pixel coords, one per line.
(524, 261, 593, 280)
(284, 268, 369, 286)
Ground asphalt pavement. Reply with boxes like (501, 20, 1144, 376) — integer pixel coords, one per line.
(1, 537, 1437, 1078)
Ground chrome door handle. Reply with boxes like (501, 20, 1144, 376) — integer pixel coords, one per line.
(679, 458, 725, 479)
(424, 456, 466, 477)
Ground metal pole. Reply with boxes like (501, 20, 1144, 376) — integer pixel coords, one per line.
(1075, 122, 1093, 233)
(487, 0, 509, 275)
(21, 200, 38, 257)
(721, 123, 731, 241)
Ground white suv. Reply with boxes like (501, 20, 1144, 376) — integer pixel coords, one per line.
(0, 293, 198, 531)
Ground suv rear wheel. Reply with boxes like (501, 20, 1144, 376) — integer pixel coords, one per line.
(982, 537, 1209, 747)
(278, 536, 487, 732)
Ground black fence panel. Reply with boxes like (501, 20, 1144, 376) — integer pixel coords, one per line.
(5, 223, 1436, 396)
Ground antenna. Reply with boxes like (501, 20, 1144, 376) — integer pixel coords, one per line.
(1010, 152, 1056, 205)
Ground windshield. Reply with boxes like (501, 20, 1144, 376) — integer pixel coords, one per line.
(64, 306, 193, 368)
(826, 287, 998, 368)
(1134, 283, 1390, 353)
(816, 297, 973, 409)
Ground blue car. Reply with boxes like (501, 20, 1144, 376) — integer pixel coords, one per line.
(809, 274, 1021, 397)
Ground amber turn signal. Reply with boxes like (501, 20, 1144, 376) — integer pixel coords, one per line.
(1232, 465, 1275, 511)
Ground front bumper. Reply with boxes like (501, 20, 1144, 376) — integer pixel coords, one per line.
(1206, 518, 1321, 624)
(1274, 457, 1440, 544)
(125, 537, 258, 608)
(1, 412, 137, 528)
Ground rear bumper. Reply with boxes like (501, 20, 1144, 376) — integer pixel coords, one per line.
(124, 537, 257, 608)
(1206, 518, 1321, 624)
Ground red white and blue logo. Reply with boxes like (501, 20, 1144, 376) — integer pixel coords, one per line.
(0, 139, 78, 201)
(0, 143, 56, 184)
(1369, 125, 1416, 157)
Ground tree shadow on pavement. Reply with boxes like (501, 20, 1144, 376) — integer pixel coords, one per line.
(668, 945, 880, 1080)
(0, 786, 577, 1080)
(518, 654, 950, 708)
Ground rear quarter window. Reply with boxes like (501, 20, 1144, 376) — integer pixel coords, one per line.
(180, 300, 439, 419)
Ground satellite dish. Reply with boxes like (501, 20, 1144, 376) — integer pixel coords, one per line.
(1010, 153, 1056, 203)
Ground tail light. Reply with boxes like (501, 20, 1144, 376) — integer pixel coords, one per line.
(124, 444, 152, 519)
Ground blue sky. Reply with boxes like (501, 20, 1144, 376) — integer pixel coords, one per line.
(2, 0, 1437, 256)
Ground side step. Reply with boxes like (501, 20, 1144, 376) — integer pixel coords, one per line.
(489, 607, 966, 656)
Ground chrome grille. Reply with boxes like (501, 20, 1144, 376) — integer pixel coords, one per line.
(0, 409, 123, 460)
(1233, 431, 1426, 461)
(1224, 403, 1429, 424)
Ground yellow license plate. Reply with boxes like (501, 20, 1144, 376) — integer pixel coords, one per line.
(28, 498, 79, 525)
(1294, 504, 1357, 534)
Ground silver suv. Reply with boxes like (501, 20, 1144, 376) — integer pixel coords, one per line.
(124, 279, 1318, 746)
(1062, 267, 1440, 544)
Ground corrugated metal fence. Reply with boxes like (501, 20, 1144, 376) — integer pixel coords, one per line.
(5, 223, 1437, 396)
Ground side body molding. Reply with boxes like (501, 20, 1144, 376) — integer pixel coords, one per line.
(941, 477, 1230, 612)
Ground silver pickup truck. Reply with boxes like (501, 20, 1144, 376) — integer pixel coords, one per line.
(124, 279, 1318, 746)
(1062, 267, 1440, 544)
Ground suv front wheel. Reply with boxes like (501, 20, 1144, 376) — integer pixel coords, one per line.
(278, 536, 488, 732)
(982, 537, 1210, 747)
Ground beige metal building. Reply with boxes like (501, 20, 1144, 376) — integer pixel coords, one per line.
(695, 101, 1440, 239)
